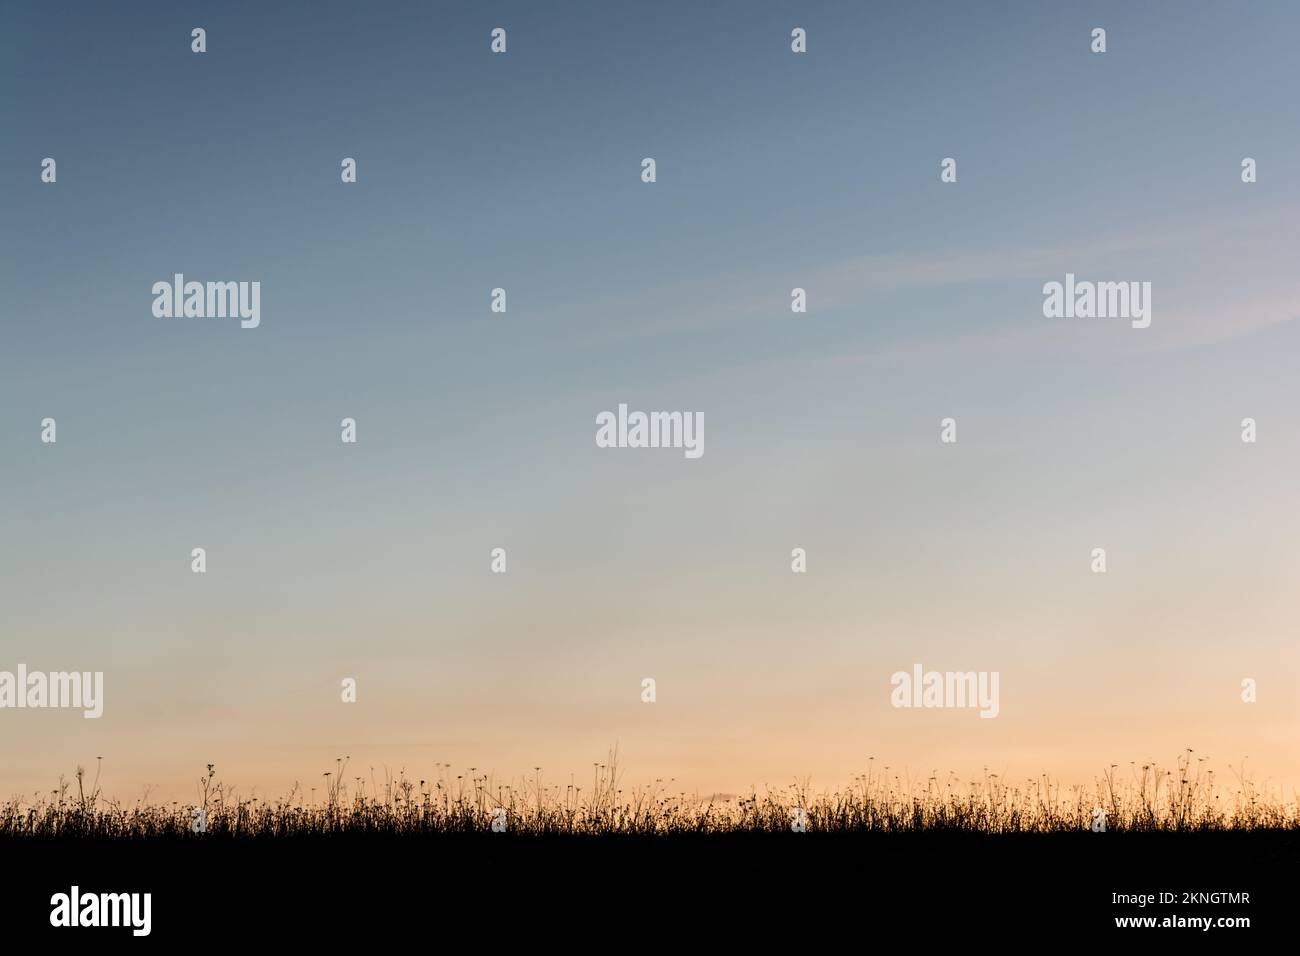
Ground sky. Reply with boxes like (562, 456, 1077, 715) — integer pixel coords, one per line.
(1, 0, 1298, 804)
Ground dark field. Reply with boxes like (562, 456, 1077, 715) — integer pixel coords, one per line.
(3, 757, 1293, 941)
(3, 828, 1293, 941)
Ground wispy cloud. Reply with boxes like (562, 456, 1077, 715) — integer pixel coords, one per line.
(546, 206, 1300, 364)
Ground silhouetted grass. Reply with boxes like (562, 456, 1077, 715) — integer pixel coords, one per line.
(4, 749, 1295, 838)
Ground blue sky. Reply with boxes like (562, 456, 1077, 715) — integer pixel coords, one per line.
(2, 1, 1298, 799)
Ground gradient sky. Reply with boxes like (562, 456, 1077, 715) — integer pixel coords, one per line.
(2, 0, 1298, 804)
